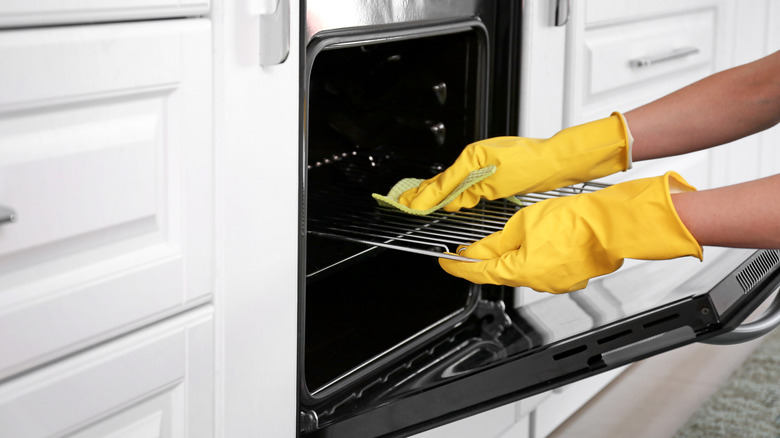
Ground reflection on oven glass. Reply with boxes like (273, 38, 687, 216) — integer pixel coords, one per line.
(507, 252, 719, 347)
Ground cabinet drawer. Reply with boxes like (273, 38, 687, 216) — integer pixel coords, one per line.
(565, 0, 732, 127)
(0, 20, 213, 379)
(585, 9, 714, 98)
(0, 0, 209, 29)
(0, 307, 213, 438)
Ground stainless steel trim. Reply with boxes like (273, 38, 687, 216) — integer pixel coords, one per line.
(629, 47, 700, 68)
(0, 205, 17, 225)
(305, 0, 489, 45)
(701, 289, 780, 345)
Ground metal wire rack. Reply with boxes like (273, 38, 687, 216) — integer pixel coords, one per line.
(307, 181, 608, 263)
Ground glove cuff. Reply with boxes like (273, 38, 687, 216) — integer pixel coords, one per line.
(661, 171, 704, 260)
(611, 111, 634, 171)
(608, 171, 703, 262)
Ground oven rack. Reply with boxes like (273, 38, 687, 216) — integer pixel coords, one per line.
(307, 181, 608, 262)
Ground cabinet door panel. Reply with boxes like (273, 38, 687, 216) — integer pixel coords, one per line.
(585, 10, 714, 97)
(0, 1, 209, 29)
(0, 20, 213, 380)
(0, 307, 213, 438)
(565, 0, 732, 127)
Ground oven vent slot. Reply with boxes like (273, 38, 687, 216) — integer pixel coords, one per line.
(308, 182, 607, 260)
(735, 250, 780, 292)
(552, 345, 587, 361)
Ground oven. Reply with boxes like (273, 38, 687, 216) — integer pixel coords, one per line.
(298, 2, 780, 437)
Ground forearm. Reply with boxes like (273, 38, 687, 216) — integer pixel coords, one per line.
(625, 50, 780, 161)
(671, 173, 780, 249)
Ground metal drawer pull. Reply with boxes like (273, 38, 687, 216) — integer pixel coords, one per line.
(0, 205, 17, 225)
(629, 47, 700, 68)
(701, 289, 780, 345)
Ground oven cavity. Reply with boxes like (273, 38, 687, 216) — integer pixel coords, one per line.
(301, 24, 498, 431)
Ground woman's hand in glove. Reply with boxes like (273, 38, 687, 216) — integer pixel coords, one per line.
(439, 172, 703, 293)
(398, 113, 633, 212)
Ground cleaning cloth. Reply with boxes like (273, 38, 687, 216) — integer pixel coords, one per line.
(372, 165, 523, 215)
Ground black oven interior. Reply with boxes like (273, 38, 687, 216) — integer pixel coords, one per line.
(301, 25, 510, 430)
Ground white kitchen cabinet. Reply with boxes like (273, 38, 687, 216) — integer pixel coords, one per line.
(0, 1, 210, 29)
(0, 19, 213, 380)
(565, 0, 734, 190)
(0, 306, 214, 438)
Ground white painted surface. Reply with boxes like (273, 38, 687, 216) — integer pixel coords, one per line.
(0, 306, 214, 438)
(518, 0, 567, 138)
(0, 0, 210, 29)
(212, 0, 300, 436)
(0, 20, 213, 380)
(565, 0, 733, 127)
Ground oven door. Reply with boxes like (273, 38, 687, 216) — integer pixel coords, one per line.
(303, 248, 780, 438)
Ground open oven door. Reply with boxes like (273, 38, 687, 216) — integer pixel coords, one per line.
(301, 246, 780, 438)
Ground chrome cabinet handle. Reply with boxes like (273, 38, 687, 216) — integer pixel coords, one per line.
(0, 205, 17, 225)
(629, 47, 700, 68)
(256, 0, 290, 66)
(555, 0, 571, 26)
(701, 289, 780, 345)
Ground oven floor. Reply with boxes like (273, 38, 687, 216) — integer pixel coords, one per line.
(547, 336, 765, 438)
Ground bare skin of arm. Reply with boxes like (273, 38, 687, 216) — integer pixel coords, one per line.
(625, 50, 780, 161)
(623, 51, 780, 249)
(671, 174, 780, 248)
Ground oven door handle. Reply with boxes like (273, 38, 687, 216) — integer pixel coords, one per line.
(701, 288, 780, 345)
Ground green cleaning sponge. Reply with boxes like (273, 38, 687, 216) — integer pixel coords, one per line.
(372, 165, 522, 216)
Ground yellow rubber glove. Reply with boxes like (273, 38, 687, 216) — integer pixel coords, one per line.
(439, 172, 703, 294)
(398, 112, 633, 212)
